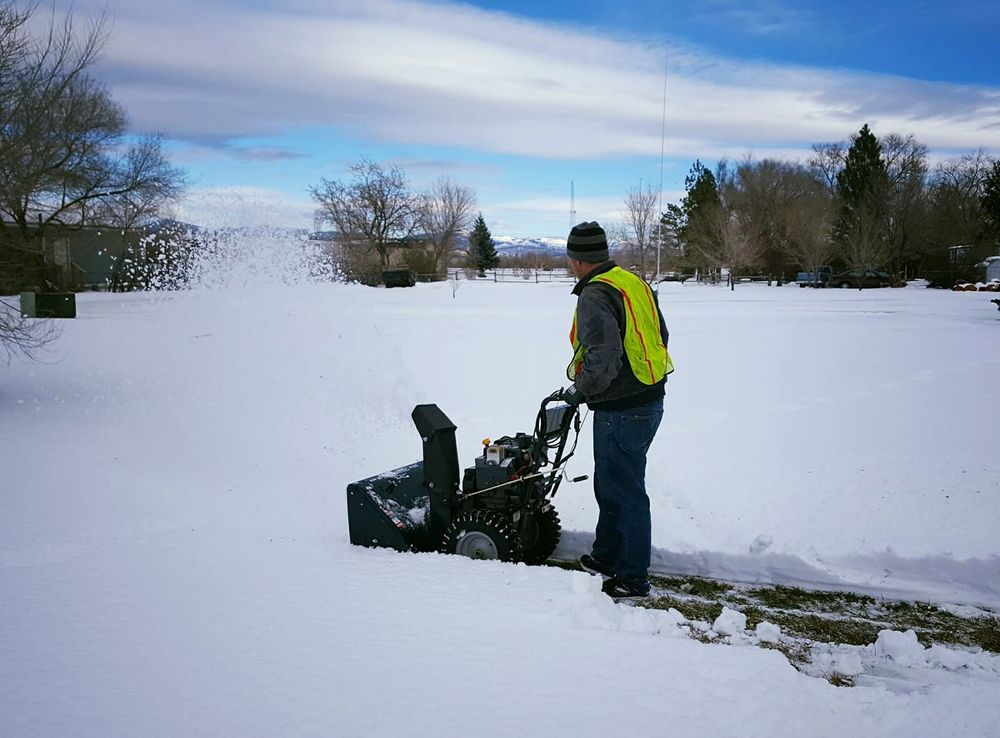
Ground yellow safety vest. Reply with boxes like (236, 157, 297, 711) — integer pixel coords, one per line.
(568, 267, 674, 384)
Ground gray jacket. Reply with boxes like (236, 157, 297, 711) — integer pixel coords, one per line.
(571, 261, 668, 410)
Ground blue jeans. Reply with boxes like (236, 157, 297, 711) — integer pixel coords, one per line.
(591, 399, 663, 584)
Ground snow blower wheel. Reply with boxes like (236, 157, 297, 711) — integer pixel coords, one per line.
(440, 511, 521, 561)
(519, 506, 561, 565)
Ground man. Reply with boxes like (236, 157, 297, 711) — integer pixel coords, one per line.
(561, 221, 673, 598)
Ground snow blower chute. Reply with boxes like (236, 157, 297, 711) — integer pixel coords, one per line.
(346, 390, 584, 563)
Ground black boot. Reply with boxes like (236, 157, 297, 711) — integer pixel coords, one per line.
(601, 577, 650, 598)
(579, 554, 615, 578)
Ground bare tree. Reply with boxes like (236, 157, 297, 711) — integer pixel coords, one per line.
(929, 150, 994, 245)
(713, 208, 765, 290)
(881, 133, 929, 276)
(726, 157, 822, 279)
(0, 3, 30, 83)
(620, 184, 659, 279)
(89, 134, 187, 233)
(687, 204, 764, 289)
(419, 178, 476, 277)
(926, 150, 997, 282)
(731, 159, 785, 270)
(0, 296, 58, 363)
(809, 142, 846, 194)
(604, 220, 629, 265)
(685, 204, 723, 273)
(0, 3, 186, 293)
(310, 158, 418, 273)
(784, 191, 837, 286)
(838, 201, 892, 286)
(0, 6, 118, 235)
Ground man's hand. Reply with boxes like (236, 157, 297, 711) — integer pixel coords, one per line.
(560, 384, 584, 407)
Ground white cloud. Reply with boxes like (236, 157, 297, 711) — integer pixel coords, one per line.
(58, 0, 999, 160)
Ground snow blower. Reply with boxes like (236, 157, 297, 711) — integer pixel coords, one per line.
(346, 390, 585, 563)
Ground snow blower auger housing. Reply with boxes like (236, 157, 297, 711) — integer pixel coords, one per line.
(346, 391, 584, 564)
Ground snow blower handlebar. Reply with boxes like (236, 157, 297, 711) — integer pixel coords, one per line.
(533, 388, 587, 497)
(448, 390, 585, 504)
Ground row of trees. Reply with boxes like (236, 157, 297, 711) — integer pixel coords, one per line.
(310, 159, 487, 283)
(315, 127, 1000, 290)
(657, 125, 1000, 287)
(1, 2, 186, 360)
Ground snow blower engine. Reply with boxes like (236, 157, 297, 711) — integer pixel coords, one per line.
(346, 390, 585, 563)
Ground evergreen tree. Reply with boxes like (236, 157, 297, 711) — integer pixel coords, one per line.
(983, 160, 1000, 241)
(683, 160, 722, 232)
(661, 160, 721, 259)
(469, 214, 499, 275)
(836, 125, 889, 233)
(835, 124, 891, 280)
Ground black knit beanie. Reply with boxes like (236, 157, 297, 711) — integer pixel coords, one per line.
(567, 221, 609, 263)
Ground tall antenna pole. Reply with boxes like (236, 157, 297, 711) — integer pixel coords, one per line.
(570, 180, 576, 229)
(656, 55, 668, 284)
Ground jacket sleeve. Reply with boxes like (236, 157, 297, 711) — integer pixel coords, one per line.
(573, 287, 623, 398)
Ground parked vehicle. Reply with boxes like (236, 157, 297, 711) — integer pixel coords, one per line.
(382, 268, 416, 287)
(795, 266, 833, 287)
(829, 269, 902, 289)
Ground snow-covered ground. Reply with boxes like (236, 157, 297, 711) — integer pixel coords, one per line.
(3, 244, 1000, 736)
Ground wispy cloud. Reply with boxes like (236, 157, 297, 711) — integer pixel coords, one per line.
(76, 0, 1000, 158)
(58, 0, 998, 161)
(389, 157, 505, 180)
(687, 0, 815, 36)
(224, 146, 306, 162)
(44, 0, 1000, 235)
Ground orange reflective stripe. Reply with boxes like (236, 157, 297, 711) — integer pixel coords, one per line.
(616, 286, 655, 382)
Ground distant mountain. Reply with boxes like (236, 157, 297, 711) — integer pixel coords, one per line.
(490, 235, 626, 257)
(299, 230, 619, 256)
(492, 235, 566, 256)
(451, 233, 567, 256)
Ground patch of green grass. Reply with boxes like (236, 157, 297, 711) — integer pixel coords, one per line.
(642, 594, 722, 625)
(766, 613, 881, 647)
(747, 584, 875, 614)
(739, 605, 770, 630)
(649, 574, 733, 599)
(970, 618, 1000, 652)
(878, 601, 1000, 651)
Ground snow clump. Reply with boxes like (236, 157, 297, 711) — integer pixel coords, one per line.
(755, 621, 782, 644)
(713, 607, 747, 637)
(874, 629, 927, 667)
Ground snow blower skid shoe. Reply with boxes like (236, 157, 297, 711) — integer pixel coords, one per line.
(346, 391, 584, 565)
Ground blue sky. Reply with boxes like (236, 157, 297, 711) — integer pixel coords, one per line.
(49, 0, 1000, 237)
